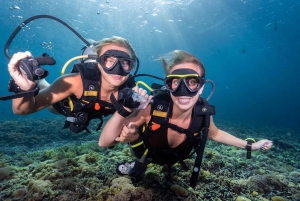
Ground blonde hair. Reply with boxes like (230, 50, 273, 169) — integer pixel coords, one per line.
(92, 36, 137, 62)
(160, 50, 205, 77)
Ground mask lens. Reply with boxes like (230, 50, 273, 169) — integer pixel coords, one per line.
(101, 56, 117, 69)
(184, 77, 200, 91)
(165, 77, 181, 92)
(119, 58, 135, 72)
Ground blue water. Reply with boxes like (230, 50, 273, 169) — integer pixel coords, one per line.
(0, 0, 299, 132)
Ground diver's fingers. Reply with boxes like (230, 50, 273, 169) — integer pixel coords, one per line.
(132, 86, 138, 93)
(118, 123, 139, 142)
(8, 51, 32, 73)
(261, 145, 271, 150)
(131, 86, 149, 99)
(143, 96, 152, 107)
(127, 122, 135, 130)
(8, 51, 37, 91)
(138, 87, 147, 96)
(119, 125, 131, 140)
(115, 136, 122, 142)
(262, 140, 273, 149)
(116, 128, 128, 142)
(122, 124, 136, 137)
(262, 143, 272, 150)
(137, 95, 153, 110)
(253, 140, 273, 150)
(142, 90, 148, 99)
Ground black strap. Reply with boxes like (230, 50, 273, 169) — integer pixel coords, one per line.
(189, 114, 210, 187)
(110, 93, 132, 117)
(96, 116, 104, 131)
(168, 123, 188, 134)
(246, 140, 253, 159)
(0, 86, 39, 101)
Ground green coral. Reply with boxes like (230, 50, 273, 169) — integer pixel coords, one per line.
(247, 174, 289, 193)
(0, 159, 8, 167)
(19, 157, 34, 167)
(78, 141, 103, 154)
(25, 179, 54, 200)
(0, 166, 15, 181)
(41, 148, 57, 161)
(84, 151, 100, 164)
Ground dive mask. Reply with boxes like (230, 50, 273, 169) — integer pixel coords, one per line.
(164, 68, 205, 97)
(96, 50, 136, 76)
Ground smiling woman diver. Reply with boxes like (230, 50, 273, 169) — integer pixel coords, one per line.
(6, 36, 148, 133)
(98, 50, 273, 187)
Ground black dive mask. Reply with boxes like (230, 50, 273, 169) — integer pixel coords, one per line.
(96, 50, 135, 76)
(164, 69, 205, 97)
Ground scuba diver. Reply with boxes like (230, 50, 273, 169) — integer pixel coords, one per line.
(99, 50, 273, 187)
(2, 15, 150, 133)
(7, 36, 151, 133)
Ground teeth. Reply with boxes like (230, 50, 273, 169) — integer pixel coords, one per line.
(178, 98, 190, 103)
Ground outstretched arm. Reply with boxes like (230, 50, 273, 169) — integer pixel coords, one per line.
(208, 116, 272, 150)
(8, 51, 82, 115)
(12, 73, 81, 114)
(99, 104, 151, 147)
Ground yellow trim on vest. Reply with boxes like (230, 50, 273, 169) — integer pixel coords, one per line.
(67, 97, 74, 111)
(83, 91, 98, 96)
(131, 141, 143, 148)
(153, 110, 167, 118)
(81, 100, 90, 104)
(142, 124, 146, 133)
(143, 148, 148, 156)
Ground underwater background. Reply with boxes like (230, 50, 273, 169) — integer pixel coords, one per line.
(0, 0, 299, 201)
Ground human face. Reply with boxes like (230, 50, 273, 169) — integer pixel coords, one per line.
(169, 63, 204, 111)
(98, 45, 132, 87)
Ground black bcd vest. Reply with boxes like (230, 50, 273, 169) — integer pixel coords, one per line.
(52, 62, 135, 133)
(131, 90, 215, 186)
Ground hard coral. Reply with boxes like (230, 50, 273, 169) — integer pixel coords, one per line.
(84, 151, 99, 164)
(271, 196, 287, 201)
(26, 179, 53, 201)
(288, 170, 300, 183)
(109, 177, 155, 201)
(236, 196, 251, 201)
(11, 188, 27, 200)
(41, 148, 56, 161)
(111, 177, 134, 190)
(248, 174, 289, 193)
(170, 184, 189, 197)
(0, 166, 15, 181)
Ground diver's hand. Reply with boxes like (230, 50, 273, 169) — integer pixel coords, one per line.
(252, 139, 273, 150)
(8, 51, 36, 91)
(115, 122, 139, 143)
(131, 86, 153, 110)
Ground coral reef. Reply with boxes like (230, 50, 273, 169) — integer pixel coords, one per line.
(0, 117, 299, 200)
